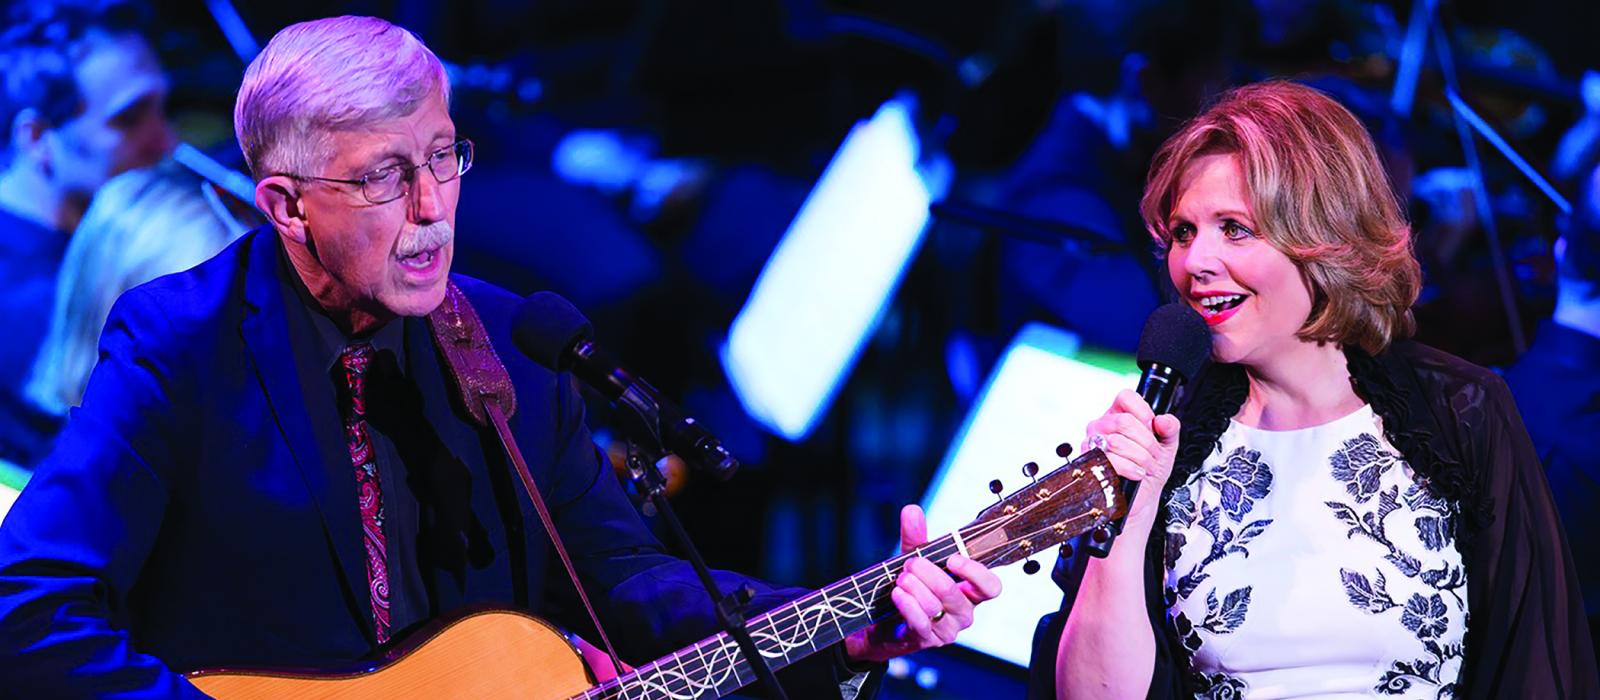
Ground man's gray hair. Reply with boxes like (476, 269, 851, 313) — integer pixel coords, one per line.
(234, 16, 450, 179)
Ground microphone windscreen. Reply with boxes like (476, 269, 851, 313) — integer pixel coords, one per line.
(512, 291, 594, 372)
(1137, 302, 1212, 380)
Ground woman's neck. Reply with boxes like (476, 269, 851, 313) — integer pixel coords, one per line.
(1235, 341, 1365, 430)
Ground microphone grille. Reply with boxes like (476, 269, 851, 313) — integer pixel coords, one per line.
(512, 291, 594, 372)
(1136, 302, 1212, 380)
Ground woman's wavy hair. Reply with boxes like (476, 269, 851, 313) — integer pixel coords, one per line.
(1140, 80, 1421, 355)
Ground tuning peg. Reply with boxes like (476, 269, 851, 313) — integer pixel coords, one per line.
(988, 479, 1003, 497)
(1090, 523, 1113, 544)
(1056, 442, 1074, 459)
(1022, 560, 1041, 575)
(1022, 461, 1039, 481)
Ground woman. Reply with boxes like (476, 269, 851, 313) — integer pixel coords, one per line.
(25, 162, 244, 415)
(1049, 81, 1595, 698)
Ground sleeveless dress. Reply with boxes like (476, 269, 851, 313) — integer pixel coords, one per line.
(1163, 405, 1469, 699)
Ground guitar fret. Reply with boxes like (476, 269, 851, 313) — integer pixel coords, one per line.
(751, 614, 781, 668)
(665, 648, 684, 696)
(692, 638, 713, 697)
(824, 590, 847, 639)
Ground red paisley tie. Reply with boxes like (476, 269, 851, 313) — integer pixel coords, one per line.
(339, 343, 390, 644)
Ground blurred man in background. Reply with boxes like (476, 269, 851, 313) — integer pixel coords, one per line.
(1506, 99, 1600, 657)
(0, 0, 175, 467)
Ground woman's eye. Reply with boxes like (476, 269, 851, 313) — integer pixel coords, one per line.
(1222, 220, 1255, 239)
(1170, 224, 1196, 245)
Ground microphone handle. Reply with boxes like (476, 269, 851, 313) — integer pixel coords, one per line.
(1086, 363, 1182, 558)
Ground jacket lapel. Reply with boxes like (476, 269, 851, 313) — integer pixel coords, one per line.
(238, 229, 374, 641)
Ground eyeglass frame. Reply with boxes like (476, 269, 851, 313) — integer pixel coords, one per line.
(280, 138, 474, 205)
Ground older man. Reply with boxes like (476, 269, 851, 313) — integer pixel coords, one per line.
(0, 16, 998, 698)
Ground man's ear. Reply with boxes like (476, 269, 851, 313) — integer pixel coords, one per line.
(10, 108, 51, 168)
(256, 175, 309, 244)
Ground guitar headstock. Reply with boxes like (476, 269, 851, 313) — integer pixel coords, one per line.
(958, 448, 1128, 571)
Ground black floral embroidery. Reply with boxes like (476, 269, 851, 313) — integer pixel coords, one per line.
(1330, 433, 1399, 503)
(1163, 451, 1274, 700)
(1415, 515, 1452, 552)
(1376, 640, 1464, 697)
(1200, 586, 1252, 634)
(1192, 671, 1248, 700)
(1164, 485, 1196, 573)
(1168, 484, 1196, 530)
(1401, 593, 1449, 640)
(1173, 611, 1203, 653)
(1340, 568, 1399, 613)
(1173, 502, 1273, 599)
(1377, 660, 1436, 695)
(1208, 447, 1273, 521)
(1406, 482, 1457, 553)
(1403, 481, 1450, 513)
(1164, 531, 1188, 577)
(1326, 433, 1466, 697)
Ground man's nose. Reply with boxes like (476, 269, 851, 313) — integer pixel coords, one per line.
(409, 168, 447, 224)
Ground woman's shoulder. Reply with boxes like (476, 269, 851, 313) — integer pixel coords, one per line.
(1380, 341, 1517, 418)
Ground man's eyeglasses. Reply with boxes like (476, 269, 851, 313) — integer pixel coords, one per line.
(287, 138, 474, 204)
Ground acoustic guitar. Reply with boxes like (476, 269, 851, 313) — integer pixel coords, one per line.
(189, 447, 1127, 699)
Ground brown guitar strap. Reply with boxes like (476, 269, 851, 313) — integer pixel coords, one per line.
(427, 281, 625, 675)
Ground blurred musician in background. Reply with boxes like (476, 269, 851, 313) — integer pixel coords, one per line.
(0, 0, 174, 467)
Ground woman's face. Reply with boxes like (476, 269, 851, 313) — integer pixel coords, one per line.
(1165, 153, 1316, 367)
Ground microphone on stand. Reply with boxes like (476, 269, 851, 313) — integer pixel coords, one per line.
(511, 291, 740, 481)
(1086, 302, 1211, 557)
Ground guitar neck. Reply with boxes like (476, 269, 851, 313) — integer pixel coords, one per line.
(574, 448, 1121, 699)
(574, 531, 975, 700)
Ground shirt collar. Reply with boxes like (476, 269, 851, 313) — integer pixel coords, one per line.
(274, 236, 408, 375)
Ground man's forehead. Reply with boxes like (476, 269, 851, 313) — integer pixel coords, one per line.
(325, 108, 456, 168)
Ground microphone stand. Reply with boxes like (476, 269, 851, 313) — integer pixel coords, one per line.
(611, 385, 790, 700)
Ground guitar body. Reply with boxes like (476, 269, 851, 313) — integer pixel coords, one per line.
(188, 609, 594, 699)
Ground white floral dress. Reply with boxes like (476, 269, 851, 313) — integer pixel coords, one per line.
(1163, 405, 1468, 699)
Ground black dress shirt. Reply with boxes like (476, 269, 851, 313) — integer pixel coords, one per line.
(275, 239, 432, 638)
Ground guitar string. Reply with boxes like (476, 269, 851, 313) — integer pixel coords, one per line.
(576, 464, 1116, 700)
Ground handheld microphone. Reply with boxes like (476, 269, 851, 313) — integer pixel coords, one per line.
(511, 292, 740, 481)
(1087, 302, 1211, 557)
(1136, 302, 1212, 415)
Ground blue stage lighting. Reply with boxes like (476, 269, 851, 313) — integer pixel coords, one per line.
(919, 322, 1138, 667)
(722, 94, 946, 441)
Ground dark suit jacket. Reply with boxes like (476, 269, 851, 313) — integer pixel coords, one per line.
(0, 229, 852, 698)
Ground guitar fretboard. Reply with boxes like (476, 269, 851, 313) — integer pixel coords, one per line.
(571, 448, 1117, 700)
(573, 523, 991, 700)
